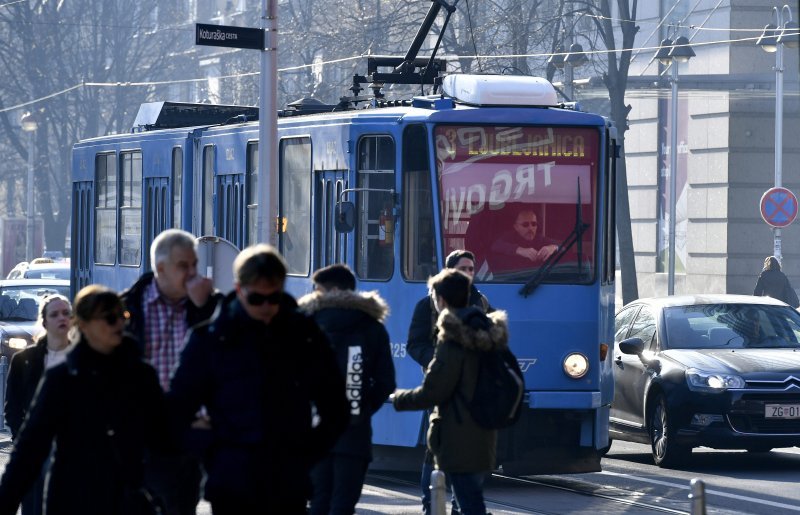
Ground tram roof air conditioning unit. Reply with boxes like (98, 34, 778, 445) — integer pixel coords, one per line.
(441, 74, 558, 107)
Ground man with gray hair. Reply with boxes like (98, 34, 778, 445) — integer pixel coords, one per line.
(121, 228, 220, 515)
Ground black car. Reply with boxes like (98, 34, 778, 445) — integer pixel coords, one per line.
(0, 279, 70, 359)
(611, 294, 800, 467)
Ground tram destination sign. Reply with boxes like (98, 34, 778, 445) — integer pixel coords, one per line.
(195, 23, 264, 50)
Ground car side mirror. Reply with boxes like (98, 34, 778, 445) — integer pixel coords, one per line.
(618, 337, 645, 356)
(335, 201, 355, 233)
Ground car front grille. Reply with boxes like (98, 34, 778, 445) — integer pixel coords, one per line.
(728, 414, 800, 434)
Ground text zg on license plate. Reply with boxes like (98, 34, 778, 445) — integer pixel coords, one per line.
(765, 404, 800, 419)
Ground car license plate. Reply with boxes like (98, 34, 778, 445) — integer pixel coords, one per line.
(765, 404, 800, 419)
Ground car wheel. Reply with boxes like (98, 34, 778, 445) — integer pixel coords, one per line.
(649, 394, 690, 467)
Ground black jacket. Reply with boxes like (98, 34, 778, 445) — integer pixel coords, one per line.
(754, 268, 799, 307)
(407, 285, 492, 368)
(120, 271, 222, 356)
(4, 338, 48, 437)
(298, 289, 396, 459)
(0, 337, 169, 515)
(168, 291, 349, 505)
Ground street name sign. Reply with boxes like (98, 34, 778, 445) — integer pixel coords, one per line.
(760, 187, 798, 228)
(196, 23, 264, 50)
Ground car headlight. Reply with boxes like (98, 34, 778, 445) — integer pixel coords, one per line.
(686, 368, 745, 392)
(7, 337, 28, 350)
(563, 352, 589, 378)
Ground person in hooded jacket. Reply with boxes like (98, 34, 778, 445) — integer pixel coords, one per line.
(754, 256, 799, 308)
(298, 263, 396, 515)
(168, 244, 349, 515)
(393, 269, 509, 515)
(0, 285, 170, 515)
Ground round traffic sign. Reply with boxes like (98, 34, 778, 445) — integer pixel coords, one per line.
(761, 187, 798, 228)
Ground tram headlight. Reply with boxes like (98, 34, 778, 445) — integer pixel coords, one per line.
(563, 352, 589, 378)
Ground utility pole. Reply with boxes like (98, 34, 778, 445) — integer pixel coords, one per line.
(258, 0, 278, 245)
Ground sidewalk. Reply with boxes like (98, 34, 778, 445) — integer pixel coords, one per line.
(0, 429, 10, 450)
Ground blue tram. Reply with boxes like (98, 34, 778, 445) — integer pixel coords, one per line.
(71, 70, 618, 474)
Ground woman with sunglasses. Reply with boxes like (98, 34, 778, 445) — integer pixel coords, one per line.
(0, 285, 169, 515)
(3, 294, 72, 515)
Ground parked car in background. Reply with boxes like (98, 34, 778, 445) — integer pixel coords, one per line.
(611, 294, 800, 467)
(0, 279, 70, 358)
(6, 259, 70, 280)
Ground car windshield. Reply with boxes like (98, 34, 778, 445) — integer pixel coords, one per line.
(664, 304, 800, 350)
(0, 285, 70, 322)
(435, 125, 598, 283)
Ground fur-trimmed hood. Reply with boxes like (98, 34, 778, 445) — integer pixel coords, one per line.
(436, 307, 508, 351)
(297, 289, 389, 322)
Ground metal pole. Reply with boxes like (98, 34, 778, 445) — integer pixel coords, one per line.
(0, 355, 8, 431)
(667, 61, 679, 295)
(257, 0, 278, 246)
(26, 130, 35, 262)
(688, 478, 706, 515)
(564, 2, 574, 100)
(773, 9, 785, 261)
(430, 469, 447, 515)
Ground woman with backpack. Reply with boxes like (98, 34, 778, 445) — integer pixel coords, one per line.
(754, 256, 800, 308)
(392, 268, 510, 515)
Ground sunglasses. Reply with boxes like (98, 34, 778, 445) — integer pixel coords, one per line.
(517, 221, 538, 228)
(244, 290, 282, 306)
(95, 311, 128, 325)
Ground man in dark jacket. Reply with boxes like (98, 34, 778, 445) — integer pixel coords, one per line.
(298, 263, 396, 515)
(407, 249, 491, 514)
(120, 228, 221, 515)
(394, 269, 508, 515)
(169, 244, 349, 514)
(489, 208, 557, 272)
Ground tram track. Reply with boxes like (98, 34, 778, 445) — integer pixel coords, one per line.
(367, 471, 690, 514)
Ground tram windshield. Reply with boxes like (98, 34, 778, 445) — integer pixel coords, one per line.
(435, 125, 599, 283)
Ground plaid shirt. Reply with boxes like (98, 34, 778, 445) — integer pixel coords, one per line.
(143, 280, 188, 391)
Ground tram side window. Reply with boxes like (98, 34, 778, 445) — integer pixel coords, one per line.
(172, 147, 182, 228)
(95, 153, 117, 265)
(402, 125, 437, 281)
(202, 145, 214, 235)
(120, 151, 142, 266)
(279, 138, 311, 275)
(356, 136, 395, 281)
(246, 142, 258, 245)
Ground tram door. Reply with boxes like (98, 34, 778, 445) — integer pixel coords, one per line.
(314, 171, 347, 269)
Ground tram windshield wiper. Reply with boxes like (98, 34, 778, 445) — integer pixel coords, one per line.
(519, 179, 589, 298)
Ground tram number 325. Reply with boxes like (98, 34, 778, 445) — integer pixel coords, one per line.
(766, 404, 800, 419)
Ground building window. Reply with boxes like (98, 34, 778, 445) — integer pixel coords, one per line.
(356, 136, 395, 280)
(279, 138, 311, 275)
(119, 151, 142, 266)
(94, 153, 117, 265)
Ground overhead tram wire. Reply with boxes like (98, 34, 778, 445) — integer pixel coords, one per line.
(3, 29, 798, 114)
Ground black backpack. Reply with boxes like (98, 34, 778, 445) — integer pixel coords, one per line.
(457, 347, 525, 430)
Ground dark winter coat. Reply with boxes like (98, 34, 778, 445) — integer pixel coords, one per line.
(120, 271, 222, 356)
(297, 289, 396, 459)
(754, 269, 799, 308)
(393, 307, 509, 474)
(167, 291, 349, 505)
(407, 285, 492, 368)
(0, 337, 169, 515)
(4, 338, 48, 437)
